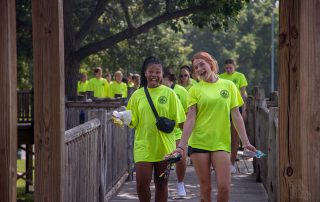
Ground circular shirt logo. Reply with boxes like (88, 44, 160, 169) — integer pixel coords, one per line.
(158, 96, 168, 104)
(232, 78, 238, 84)
(220, 90, 229, 98)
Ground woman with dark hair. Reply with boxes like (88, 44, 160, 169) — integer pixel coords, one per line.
(171, 52, 256, 202)
(220, 59, 249, 174)
(126, 56, 186, 201)
(162, 68, 189, 197)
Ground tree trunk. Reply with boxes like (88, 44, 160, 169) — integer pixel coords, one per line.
(65, 53, 80, 99)
(63, 0, 79, 99)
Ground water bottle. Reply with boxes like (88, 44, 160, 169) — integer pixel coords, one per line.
(243, 149, 266, 158)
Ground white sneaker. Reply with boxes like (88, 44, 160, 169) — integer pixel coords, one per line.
(230, 165, 237, 174)
(177, 182, 187, 197)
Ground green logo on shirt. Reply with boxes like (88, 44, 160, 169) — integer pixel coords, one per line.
(232, 78, 238, 84)
(158, 96, 168, 104)
(220, 90, 229, 98)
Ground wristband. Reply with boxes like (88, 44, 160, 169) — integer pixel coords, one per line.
(177, 146, 184, 151)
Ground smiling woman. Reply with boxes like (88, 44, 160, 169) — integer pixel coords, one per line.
(125, 56, 186, 202)
(171, 51, 256, 202)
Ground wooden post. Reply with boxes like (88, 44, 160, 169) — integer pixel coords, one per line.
(0, 0, 17, 201)
(32, 0, 65, 201)
(279, 0, 320, 201)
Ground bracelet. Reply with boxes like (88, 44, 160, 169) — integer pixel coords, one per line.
(177, 146, 185, 151)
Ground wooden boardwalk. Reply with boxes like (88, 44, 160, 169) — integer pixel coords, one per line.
(111, 156, 268, 201)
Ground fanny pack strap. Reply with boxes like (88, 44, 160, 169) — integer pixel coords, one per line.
(170, 83, 175, 90)
(144, 86, 160, 120)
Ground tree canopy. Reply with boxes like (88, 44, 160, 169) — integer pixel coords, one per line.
(17, 0, 280, 97)
(184, 0, 278, 94)
(63, 0, 249, 96)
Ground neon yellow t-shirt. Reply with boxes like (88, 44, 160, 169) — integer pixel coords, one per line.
(108, 82, 128, 98)
(77, 80, 88, 94)
(219, 71, 248, 91)
(172, 84, 189, 140)
(87, 78, 109, 98)
(126, 85, 186, 163)
(183, 83, 194, 91)
(188, 79, 243, 152)
(190, 78, 198, 85)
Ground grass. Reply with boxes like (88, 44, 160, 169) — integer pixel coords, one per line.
(17, 159, 34, 202)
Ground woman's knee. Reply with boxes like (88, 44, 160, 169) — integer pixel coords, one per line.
(200, 183, 212, 195)
(136, 181, 149, 192)
(217, 184, 230, 195)
(154, 179, 168, 191)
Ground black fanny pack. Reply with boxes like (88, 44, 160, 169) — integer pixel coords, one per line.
(156, 117, 176, 133)
(144, 87, 175, 133)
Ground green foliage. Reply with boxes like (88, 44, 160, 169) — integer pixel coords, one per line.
(17, 0, 250, 95)
(17, 159, 34, 201)
(17, 0, 32, 90)
(81, 24, 192, 78)
(184, 0, 279, 95)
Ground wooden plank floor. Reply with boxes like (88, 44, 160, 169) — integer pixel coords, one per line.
(110, 157, 268, 201)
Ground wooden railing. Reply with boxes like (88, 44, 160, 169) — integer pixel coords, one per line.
(65, 101, 132, 201)
(246, 87, 279, 202)
(65, 118, 101, 202)
(17, 90, 34, 193)
(17, 90, 33, 124)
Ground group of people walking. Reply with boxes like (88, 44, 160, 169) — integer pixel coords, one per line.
(77, 67, 141, 99)
(112, 51, 255, 202)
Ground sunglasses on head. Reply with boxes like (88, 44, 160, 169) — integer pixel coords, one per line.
(179, 74, 189, 78)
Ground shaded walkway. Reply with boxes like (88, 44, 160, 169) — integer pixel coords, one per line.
(111, 157, 268, 201)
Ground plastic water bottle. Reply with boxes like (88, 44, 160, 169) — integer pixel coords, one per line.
(243, 149, 266, 158)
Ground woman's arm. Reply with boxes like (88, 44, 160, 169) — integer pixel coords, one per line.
(231, 107, 256, 152)
(240, 86, 247, 116)
(175, 105, 197, 153)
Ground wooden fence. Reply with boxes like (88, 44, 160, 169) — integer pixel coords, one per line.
(65, 100, 132, 201)
(65, 99, 124, 130)
(246, 87, 279, 202)
(17, 90, 34, 193)
(65, 118, 101, 202)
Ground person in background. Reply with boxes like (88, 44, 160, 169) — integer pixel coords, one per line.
(127, 73, 134, 87)
(87, 67, 108, 98)
(191, 66, 200, 83)
(219, 59, 248, 174)
(178, 65, 196, 91)
(162, 68, 189, 197)
(108, 70, 128, 98)
(132, 73, 141, 90)
(172, 51, 256, 202)
(77, 73, 88, 95)
(105, 72, 113, 84)
(126, 56, 186, 202)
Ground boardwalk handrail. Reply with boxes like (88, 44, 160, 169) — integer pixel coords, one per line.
(65, 102, 132, 201)
(64, 118, 101, 202)
(246, 87, 279, 202)
(17, 90, 33, 124)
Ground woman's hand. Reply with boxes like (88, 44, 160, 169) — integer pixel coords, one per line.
(166, 146, 184, 160)
(243, 143, 256, 153)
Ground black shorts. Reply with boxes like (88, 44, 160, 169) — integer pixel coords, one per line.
(187, 146, 226, 156)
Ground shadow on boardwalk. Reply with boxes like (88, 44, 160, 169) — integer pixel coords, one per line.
(111, 158, 268, 201)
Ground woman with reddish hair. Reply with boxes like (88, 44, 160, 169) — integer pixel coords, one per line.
(171, 51, 256, 202)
